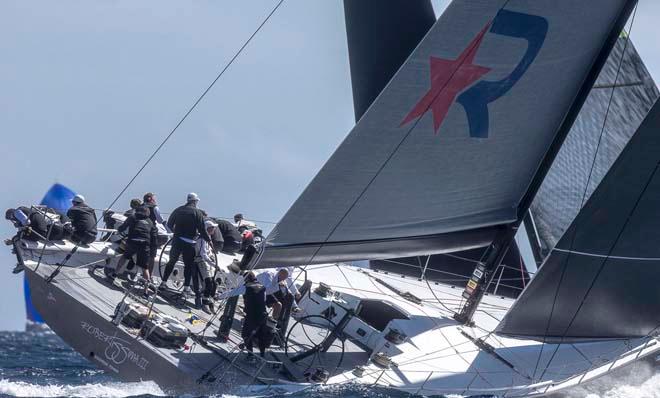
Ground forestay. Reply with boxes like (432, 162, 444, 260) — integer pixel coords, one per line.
(257, 0, 636, 268)
(498, 99, 660, 339)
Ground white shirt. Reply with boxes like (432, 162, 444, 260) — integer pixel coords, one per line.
(195, 239, 216, 269)
(235, 219, 257, 230)
(220, 268, 300, 307)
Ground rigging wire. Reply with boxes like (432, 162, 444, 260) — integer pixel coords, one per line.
(94, 208, 278, 225)
(36, 0, 288, 379)
(100, 0, 286, 216)
(530, 3, 638, 380)
(269, 0, 517, 273)
(45, 0, 286, 280)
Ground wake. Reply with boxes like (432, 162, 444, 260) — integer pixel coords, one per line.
(0, 379, 165, 398)
(559, 361, 660, 398)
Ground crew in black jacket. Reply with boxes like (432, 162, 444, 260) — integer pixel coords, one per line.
(66, 195, 97, 245)
(115, 205, 158, 292)
(5, 206, 69, 241)
(241, 272, 274, 358)
(213, 218, 243, 254)
(160, 193, 211, 307)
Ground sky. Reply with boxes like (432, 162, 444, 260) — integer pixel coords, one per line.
(1, 0, 659, 331)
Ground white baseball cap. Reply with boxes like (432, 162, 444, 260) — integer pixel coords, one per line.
(187, 192, 199, 202)
(72, 194, 85, 204)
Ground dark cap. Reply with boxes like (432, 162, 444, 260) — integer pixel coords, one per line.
(5, 208, 15, 220)
(130, 199, 142, 209)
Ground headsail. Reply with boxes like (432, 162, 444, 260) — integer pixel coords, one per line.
(497, 99, 660, 338)
(257, 0, 637, 268)
(529, 37, 659, 257)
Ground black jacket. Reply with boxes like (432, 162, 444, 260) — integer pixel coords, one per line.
(118, 206, 157, 251)
(17, 206, 49, 238)
(215, 218, 242, 243)
(243, 281, 267, 322)
(67, 204, 97, 235)
(143, 203, 159, 225)
(166, 203, 210, 242)
(209, 226, 224, 251)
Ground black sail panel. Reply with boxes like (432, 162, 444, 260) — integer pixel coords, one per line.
(497, 99, 660, 338)
(257, 0, 637, 268)
(343, 0, 436, 121)
(529, 38, 660, 257)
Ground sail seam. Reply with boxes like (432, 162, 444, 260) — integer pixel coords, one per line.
(552, 247, 660, 262)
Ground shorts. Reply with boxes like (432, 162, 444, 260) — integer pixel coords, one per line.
(123, 241, 151, 269)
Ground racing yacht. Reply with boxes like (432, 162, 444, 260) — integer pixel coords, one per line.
(7, 0, 660, 396)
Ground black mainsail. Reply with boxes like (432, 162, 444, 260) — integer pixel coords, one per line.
(256, 0, 637, 269)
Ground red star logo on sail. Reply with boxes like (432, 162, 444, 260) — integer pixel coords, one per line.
(400, 23, 492, 134)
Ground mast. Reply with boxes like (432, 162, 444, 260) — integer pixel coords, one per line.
(454, 0, 639, 324)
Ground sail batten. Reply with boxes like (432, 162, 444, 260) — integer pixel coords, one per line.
(256, 0, 638, 269)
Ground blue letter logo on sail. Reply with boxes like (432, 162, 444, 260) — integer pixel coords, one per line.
(457, 10, 548, 138)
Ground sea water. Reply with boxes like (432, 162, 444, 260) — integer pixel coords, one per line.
(0, 331, 657, 398)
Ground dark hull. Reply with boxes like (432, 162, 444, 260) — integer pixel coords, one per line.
(23, 265, 261, 394)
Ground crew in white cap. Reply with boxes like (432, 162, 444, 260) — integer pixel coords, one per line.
(160, 193, 211, 308)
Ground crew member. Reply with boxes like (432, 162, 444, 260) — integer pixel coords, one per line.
(6, 207, 48, 241)
(142, 192, 168, 231)
(213, 217, 242, 254)
(195, 220, 220, 314)
(114, 205, 158, 293)
(263, 267, 301, 331)
(160, 193, 211, 307)
(215, 260, 245, 341)
(66, 195, 97, 245)
(234, 213, 256, 233)
(219, 268, 301, 343)
(124, 198, 143, 218)
(5, 206, 69, 242)
(241, 271, 275, 358)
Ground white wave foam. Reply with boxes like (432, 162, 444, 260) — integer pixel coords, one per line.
(561, 361, 660, 398)
(0, 379, 165, 397)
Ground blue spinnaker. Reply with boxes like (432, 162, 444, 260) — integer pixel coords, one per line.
(40, 183, 76, 214)
(24, 183, 76, 324)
